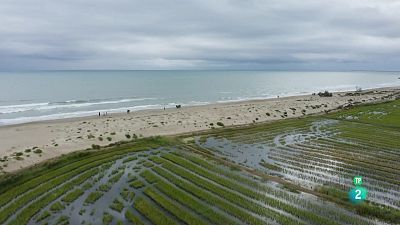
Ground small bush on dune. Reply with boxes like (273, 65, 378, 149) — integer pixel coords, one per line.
(33, 149, 43, 154)
(91, 144, 101, 150)
(318, 91, 333, 97)
(217, 122, 224, 126)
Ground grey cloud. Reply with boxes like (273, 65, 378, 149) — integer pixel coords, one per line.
(0, 0, 399, 70)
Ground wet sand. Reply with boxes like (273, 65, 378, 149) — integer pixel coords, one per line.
(1, 86, 399, 173)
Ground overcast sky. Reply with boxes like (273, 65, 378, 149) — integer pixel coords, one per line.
(0, 0, 400, 70)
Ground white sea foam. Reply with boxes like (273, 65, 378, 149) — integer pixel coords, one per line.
(0, 98, 156, 114)
(0, 104, 162, 125)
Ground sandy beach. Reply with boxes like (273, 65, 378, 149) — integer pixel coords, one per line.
(1, 86, 399, 173)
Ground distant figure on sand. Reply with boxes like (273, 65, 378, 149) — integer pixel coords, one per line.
(127, 109, 130, 114)
(98, 112, 100, 116)
(176, 105, 181, 109)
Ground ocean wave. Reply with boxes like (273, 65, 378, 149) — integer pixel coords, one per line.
(0, 97, 156, 114)
(0, 104, 163, 125)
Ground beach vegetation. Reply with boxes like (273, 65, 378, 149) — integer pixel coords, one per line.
(318, 90, 333, 97)
(91, 144, 101, 149)
(33, 149, 43, 154)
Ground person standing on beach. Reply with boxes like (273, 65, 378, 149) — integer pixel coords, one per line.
(98, 112, 101, 116)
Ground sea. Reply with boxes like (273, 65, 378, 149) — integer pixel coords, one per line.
(0, 70, 399, 126)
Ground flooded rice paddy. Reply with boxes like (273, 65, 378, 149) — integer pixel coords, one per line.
(1, 100, 399, 225)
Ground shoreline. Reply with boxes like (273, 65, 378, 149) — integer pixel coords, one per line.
(1, 83, 399, 127)
(1, 86, 400, 173)
(1, 85, 398, 128)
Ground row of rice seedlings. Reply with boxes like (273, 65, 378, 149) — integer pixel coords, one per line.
(35, 210, 51, 223)
(281, 141, 400, 181)
(109, 198, 124, 213)
(120, 188, 135, 202)
(0, 156, 117, 224)
(158, 157, 304, 225)
(224, 125, 311, 145)
(174, 150, 371, 225)
(61, 188, 85, 203)
(338, 126, 400, 151)
(122, 155, 138, 163)
(125, 210, 145, 225)
(7, 167, 99, 225)
(0, 154, 119, 210)
(317, 137, 400, 161)
(160, 153, 339, 225)
(272, 144, 396, 184)
(143, 187, 207, 225)
(103, 211, 113, 225)
(84, 191, 103, 205)
(315, 134, 400, 163)
(134, 197, 178, 225)
(141, 168, 239, 225)
(333, 131, 400, 156)
(313, 138, 399, 166)
(291, 143, 400, 185)
(0, 143, 152, 210)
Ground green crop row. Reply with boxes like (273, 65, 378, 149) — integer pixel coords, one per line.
(158, 157, 302, 225)
(140, 170, 158, 184)
(141, 169, 236, 225)
(0, 136, 170, 207)
(62, 188, 84, 203)
(125, 210, 145, 225)
(152, 166, 267, 225)
(109, 198, 124, 213)
(0, 157, 110, 224)
(8, 168, 99, 225)
(123, 155, 138, 163)
(84, 191, 103, 205)
(144, 187, 206, 225)
(162, 153, 339, 225)
(134, 197, 178, 225)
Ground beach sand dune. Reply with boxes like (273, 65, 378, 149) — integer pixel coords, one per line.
(1, 87, 399, 173)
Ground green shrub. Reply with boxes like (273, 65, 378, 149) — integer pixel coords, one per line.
(91, 144, 101, 149)
(33, 149, 42, 154)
